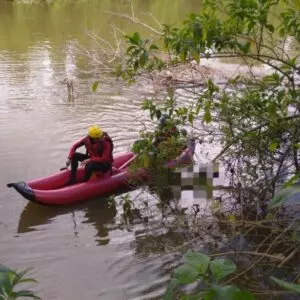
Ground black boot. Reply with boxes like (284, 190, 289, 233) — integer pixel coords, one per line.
(66, 170, 77, 185)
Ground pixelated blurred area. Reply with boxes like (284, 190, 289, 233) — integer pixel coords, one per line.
(168, 162, 220, 200)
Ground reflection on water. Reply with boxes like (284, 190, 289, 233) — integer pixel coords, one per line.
(0, 0, 202, 52)
(15, 178, 218, 299)
(82, 200, 117, 246)
(18, 199, 117, 247)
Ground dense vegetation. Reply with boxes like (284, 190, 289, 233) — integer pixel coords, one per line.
(108, 0, 300, 298)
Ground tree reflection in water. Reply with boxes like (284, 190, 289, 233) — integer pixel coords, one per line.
(131, 163, 221, 257)
(17, 163, 220, 253)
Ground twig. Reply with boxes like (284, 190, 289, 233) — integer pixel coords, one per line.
(212, 114, 300, 162)
(104, 11, 163, 35)
(251, 290, 296, 295)
(209, 251, 284, 261)
(224, 222, 295, 284)
(277, 246, 300, 268)
(145, 12, 163, 31)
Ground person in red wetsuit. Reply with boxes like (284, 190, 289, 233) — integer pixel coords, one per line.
(66, 125, 114, 184)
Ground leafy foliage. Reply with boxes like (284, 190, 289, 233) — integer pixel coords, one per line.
(120, 193, 134, 216)
(119, 0, 300, 211)
(164, 252, 300, 299)
(163, 252, 253, 300)
(184, 252, 210, 275)
(129, 95, 189, 174)
(0, 266, 40, 300)
(115, 32, 164, 82)
(209, 258, 237, 282)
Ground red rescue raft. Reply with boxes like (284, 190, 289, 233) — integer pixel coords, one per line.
(7, 141, 195, 205)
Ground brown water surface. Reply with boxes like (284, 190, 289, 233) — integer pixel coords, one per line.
(0, 1, 212, 299)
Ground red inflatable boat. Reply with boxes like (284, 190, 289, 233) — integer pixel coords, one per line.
(7, 141, 195, 205)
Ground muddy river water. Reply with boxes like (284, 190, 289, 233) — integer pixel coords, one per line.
(0, 1, 220, 299)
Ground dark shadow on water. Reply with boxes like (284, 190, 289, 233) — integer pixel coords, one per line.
(17, 197, 117, 246)
(82, 200, 117, 246)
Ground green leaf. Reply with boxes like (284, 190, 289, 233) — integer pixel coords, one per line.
(17, 278, 37, 284)
(283, 173, 300, 188)
(188, 113, 194, 125)
(156, 110, 162, 121)
(150, 44, 159, 50)
(180, 50, 187, 62)
(279, 27, 285, 37)
(0, 267, 13, 296)
(269, 142, 278, 152)
(263, 73, 280, 84)
(213, 285, 255, 300)
(244, 42, 251, 53)
(271, 277, 300, 294)
(268, 186, 300, 209)
(237, 42, 251, 54)
(210, 258, 237, 282)
(265, 213, 275, 221)
(0, 266, 11, 286)
(92, 81, 99, 92)
(268, 102, 277, 122)
(190, 48, 200, 63)
(134, 60, 139, 70)
(7, 272, 15, 285)
(130, 32, 141, 45)
(288, 56, 298, 67)
(139, 52, 149, 67)
(184, 252, 210, 275)
(181, 292, 208, 300)
(163, 278, 179, 300)
(204, 109, 212, 123)
(227, 215, 236, 222)
(12, 290, 41, 299)
(174, 264, 199, 284)
(143, 153, 150, 168)
(234, 289, 255, 300)
(228, 75, 240, 85)
(266, 24, 274, 33)
(291, 230, 299, 242)
(281, 64, 292, 72)
(203, 289, 215, 300)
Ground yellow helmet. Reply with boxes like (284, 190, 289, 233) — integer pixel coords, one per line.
(88, 125, 103, 139)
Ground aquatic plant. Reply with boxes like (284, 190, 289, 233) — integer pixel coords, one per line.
(0, 266, 40, 300)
